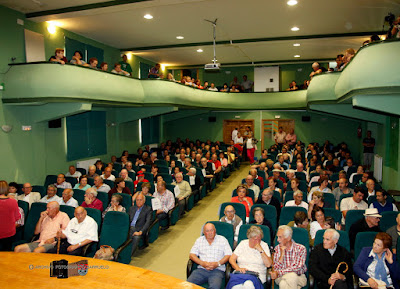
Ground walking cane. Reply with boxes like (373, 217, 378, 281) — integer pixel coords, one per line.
(270, 246, 275, 289)
(329, 262, 348, 289)
(57, 225, 61, 255)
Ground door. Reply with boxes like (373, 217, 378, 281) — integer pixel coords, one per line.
(261, 119, 295, 150)
(223, 120, 255, 144)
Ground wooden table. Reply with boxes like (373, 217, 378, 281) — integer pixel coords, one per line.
(0, 252, 201, 288)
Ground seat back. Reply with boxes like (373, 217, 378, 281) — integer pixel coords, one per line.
(60, 205, 75, 219)
(380, 211, 399, 232)
(351, 174, 362, 185)
(241, 178, 261, 189)
(144, 172, 154, 183)
(125, 181, 134, 194)
(23, 202, 47, 241)
(238, 224, 271, 245)
(249, 204, 277, 235)
(103, 179, 114, 189)
(330, 173, 340, 182)
(56, 188, 64, 197)
(65, 177, 78, 187)
(354, 231, 378, 260)
(158, 173, 173, 184)
(284, 191, 307, 204)
(314, 229, 350, 252)
(338, 193, 353, 209)
(324, 208, 342, 223)
(203, 221, 234, 249)
(85, 208, 102, 233)
(323, 193, 336, 208)
(113, 163, 122, 172)
(155, 160, 168, 167)
(32, 185, 46, 198)
(295, 171, 307, 181)
(345, 210, 365, 234)
(137, 182, 155, 194)
(279, 206, 308, 225)
(44, 175, 57, 188)
(87, 178, 95, 186)
(76, 168, 86, 175)
(73, 189, 85, 206)
(100, 212, 130, 249)
(158, 166, 169, 174)
(97, 191, 109, 211)
(17, 200, 29, 223)
(218, 202, 246, 222)
(368, 195, 395, 206)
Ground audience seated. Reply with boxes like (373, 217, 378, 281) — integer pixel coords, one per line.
(111, 63, 130, 76)
(250, 207, 273, 241)
(172, 172, 191, 216)
(129, 193, 152, 256)
(108, 178, 131, 201)
(60, 188, 79, 208)
(100, 62, 108, 71)
(70, 51, 87, 66)
(228, 226, 272, 288)
(370, 189, 398, 213)
(55, 174, 72, 189)
(49, 48, 67, 64)
(40, 185, 62, 204)
(82, 187, 104, 212)
(14, 201, 69, 253)
(153, 181, 175, 229)
(65, 165, 82, 179)
(92, 176, 111, 193)
(148, 63, 163, 78)
(49, 206, 98, 255)
(17, 182, 41, 208)
(285, 190, 308, 210)
(187, 223, 232, 288)
(340, 187, 368, 224)
(310, 206, 326, 240)
(101, 166, 115, 181)
(386, 213, 400, 253)
(288, 211, 312, 246)
(220, 205, 243, 246)
(88, 57, 98, 69)
(349, 208, 382, 250)
(231, 185, 253, 219)
(332, 178, 353, 208)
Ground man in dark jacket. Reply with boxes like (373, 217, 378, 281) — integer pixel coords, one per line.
(256, 188, 281, 220)
(129, 193, 152, 255)
(309, 229, 353, 289)
(349, 208, 382, 250)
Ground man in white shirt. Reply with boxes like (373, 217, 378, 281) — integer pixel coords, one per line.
(245, 175, 260, 201)
(65, 165, 82, 179)
(54, 174, 72, 189)
(60, 189, 79, 208)
(52, 206, 98, 255)
(366, 179, 376, 200)
(187, 223, 232, 288)
(92, 176, 111, 193)
(285, 191, 309, 210)
(101, 166, 116, 181)
(17, 183, 41, 208)
(340, 188, 368, 224)
(39, 185, 62, 204)
(219, 205, 242, 245)
(232, 127, 238, 141)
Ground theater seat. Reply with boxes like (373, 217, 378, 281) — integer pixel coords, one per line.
(60, 205, 75, 219)
(231, 188, 255, 203)
(314, 229, 350, 252)
(44, 175, 57, 188)
(202, 221, 234, 249)
(83, 208, 102, 257)
(114, 192, 132, 212)
(73, 189, 85, 205)
(249, 204, 277, 236)
(379, 211, 398, 232)
(238, 224, 271, 246)
(65, 177, 78, 187)
(323, 208, 342, 224)
(279, 207, 308, 225)
(218, 202, 246, 223)
(344, 210, 365, 234)
(354, 231, 378, 261)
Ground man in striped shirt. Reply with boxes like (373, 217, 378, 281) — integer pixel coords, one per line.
(271, 225, 307, 289)
(153, 181, 175, 229)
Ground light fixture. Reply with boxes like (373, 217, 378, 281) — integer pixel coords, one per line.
(1, 125, 13, 133)
(126, 53, 132, 60)
(160, 64, 166, 70)
(294, 55, 301, 58)
(176, 36, 184, 39)
(293, 43, 300, 47)
(144, 14, 153, 19)
(291, 26, 300, 31)
(287, 0, 298, 6)
(47, 22, 57, 34)
(197, 49, 203, 53)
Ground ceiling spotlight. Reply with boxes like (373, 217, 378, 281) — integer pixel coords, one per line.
(294, 55, 301, 58)
(291, 26, 300, 31)
(176, 36, 184, 39)
(293, 43, 300, 47)
(144, 14, 153, 19)
(197, 49, 203, 53)
(287, 0, 298, 6)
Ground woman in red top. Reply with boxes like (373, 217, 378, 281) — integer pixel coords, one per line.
(0, 181, 21, 251)
(231, 185, 253, 218)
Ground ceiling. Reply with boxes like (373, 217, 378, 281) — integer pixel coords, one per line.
(2, 0, 400, 66)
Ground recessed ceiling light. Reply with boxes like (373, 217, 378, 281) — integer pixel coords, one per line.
(294, 55, 301, 58)
(176, 36, 184, 39)
(197, 49, 203, 53)
(287, 0, 298, 6)
(291, 26, 300, 31)
(144, 14, 153, 19)
(293, 43, 300, 47)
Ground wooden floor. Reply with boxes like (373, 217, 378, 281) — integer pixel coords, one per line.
(0, 252, 202, 288)
(131, 164, 249, 281)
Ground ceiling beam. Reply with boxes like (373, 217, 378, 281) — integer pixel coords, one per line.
(26, 0, 152, 18)
(123, 31, 382, 51)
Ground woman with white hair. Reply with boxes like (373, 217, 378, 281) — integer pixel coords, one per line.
(227, 226, 272, 288)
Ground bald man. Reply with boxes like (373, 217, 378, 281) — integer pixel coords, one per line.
(219, 205, 242, 244)
(49, 206, 98, 255)
(14, 201, 70, 253)
(17, 183, 41, 208)
(187, 223, 232, 288)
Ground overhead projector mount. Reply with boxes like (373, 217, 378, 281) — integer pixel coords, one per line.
(204, 18, 220, 71)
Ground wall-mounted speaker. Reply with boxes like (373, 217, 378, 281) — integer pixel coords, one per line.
(208, 116, 216, 122)
(302, 116, 311, 122)
(48, 118, 62, 128)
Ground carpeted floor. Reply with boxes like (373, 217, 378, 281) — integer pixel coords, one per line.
(130, 164, 250, 280)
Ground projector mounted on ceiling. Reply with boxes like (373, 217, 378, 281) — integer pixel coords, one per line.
(204, 18, 220, 72)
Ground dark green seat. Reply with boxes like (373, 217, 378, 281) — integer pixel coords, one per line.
(338, 193, 353, 209)
(56, 187, 64, 197)
(295, 171, 307, 181)
(125, 181, 134, 194)
(44, 175, 57, 188)
(155, 160, 168, 167)
(330, 173, 339, 182)
(137, 182, 155, 194)
(97, 191, 109, 211)
(368, 195, 395, 206)
(65, 177, 78, 187)
(12, 202, 47, 249)
(114, 193, 132, 212)
(324, 208, 342, 223)
(323, 193, 335, 208)
(241, 178, 261, 190)
(128, 171, 135, 180)
(100, 211, 131, 264)
(32, 185, 46, 198)
(249, 204, 277, 235)
(84, 207, 102, 257)
(60, 204, 75, 219)
(314, 229, 350, 252)
(238, 224, 271, 245)
(218, 202, 246, 223)
(15, 200, 30, 242)
(157, 166, 169, 174)
(232, 189, 255, 203)
(279, 207, 307, 225)
(345, 210, 365, 234)
(144, 172, 154, 183)
(354, 231, 378, 261)
(380, 211, 398, 232)
(103, 179, 114, 189)
(114, 163, 122, 171)
(284, 191, 307, 204)
(73, 189, 85, 206)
